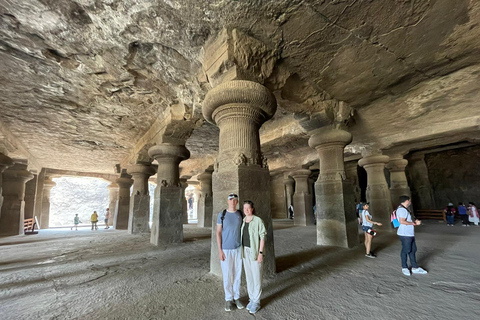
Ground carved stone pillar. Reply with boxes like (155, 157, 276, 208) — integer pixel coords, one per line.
(386, 156, 412, 209)
(358, 154, 393, 228)
(290, 169, 315, 226)
(309, 128, 357, 247)
(197, 171, 213, 228)
(203, 80, 276, 277)
(192, 182, 201, 221)
(127, 163, 156, 234)
(180, 178, 189, 224)
(24, 175, 37, 220)
(39, 177, 56, 229)
(406, 153, 435, 210)
(108, 182, 119, 223)
(0, 153, 14, 214)
(113, 170, 133, 230)
(0, 163, 34, 236)
(148, 143, 190, 245)
(345, 161, 361, 204)
(283, 175, 294, 218)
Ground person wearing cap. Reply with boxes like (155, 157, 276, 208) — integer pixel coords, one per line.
(216, 193, 245, 312)
(397, 195, 428, 276)
(443, 202, 456, 226)
(361, 202, 382, 258)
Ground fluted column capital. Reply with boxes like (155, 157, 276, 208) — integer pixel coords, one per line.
(148, 143, 190, 162)
(358, 154, 390, 168)
(202, 80, 277, 126)
(308, 128, 352, 150)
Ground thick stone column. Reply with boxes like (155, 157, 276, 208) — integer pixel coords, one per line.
(24, 175, 37, 220)
(148, 143, 189, 245)
(406, 153, 435, 210)
(309, 128, 357, 247)
(358, 154, 393, 228)
(192, 182, 201, 221)
(127, 163, 156, 234)
(33, 168, 45, 224)
(0, 153, 14, 213)
(197, 171, 213, 228)
(345, 161, 361, 203)
(203, 80, 276, 277)
(180, 178, 189, 224)
(39, 177, 56, 229)
(290, 169, 315, 226)
(113, 170, 133, 230)
(284, 175, 294, 218)
(108, 182, 119, 222)
(386, 156, 412, 208)
(0, 163, 34, 236)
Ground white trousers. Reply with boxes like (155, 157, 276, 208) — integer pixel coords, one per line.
(220, 247, 242, 301)
(243, 247, 263, 304)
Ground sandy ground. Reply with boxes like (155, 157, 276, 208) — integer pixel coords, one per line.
(1, 220, 479, 320)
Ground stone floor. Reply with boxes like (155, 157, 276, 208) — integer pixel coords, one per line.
(1, 220, 479, 320)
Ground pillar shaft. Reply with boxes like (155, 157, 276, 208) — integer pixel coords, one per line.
(309, 128, 357, 247)
(24, 175, 37, 220)
(0, 163, 34, 236)
(180, 179, 189, 224)
(203, 80, 277, 278)
(407, 154, 435, 209)
(108, 183, 119, 222)
(197, 171, 213, 228)
(39, 178, 56, 229)
(284, 177, 294, 215)
(345, 161, 361, 203)
(0, 153, 14, 214)
(127, 164, 155, 234)
(358, 154, 393, 228)
(113, 171, 133, 230)
(148, 144, 190, 245)
(387, 157, 411, 208)
(290, 169, 314, 226)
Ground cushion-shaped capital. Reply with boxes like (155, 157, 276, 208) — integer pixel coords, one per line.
(308, 128, 352, 149)
(127, 164, 156, 176)
(202, 80, 277, 125)
(358, 155, 390, 167)
(289, 169, 311, 178)
(148, 143, 190, 161)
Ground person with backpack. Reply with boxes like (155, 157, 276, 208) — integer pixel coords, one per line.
(396, 195, 428, 276)
(443, 202, 456, 226)
(216, 193, 245, 312)
(241, 200, 266, 314)
(361, 202, 382, 258)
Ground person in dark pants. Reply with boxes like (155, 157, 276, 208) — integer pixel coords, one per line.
(458, 202, 469, 226)
(396, 195, 428, 276)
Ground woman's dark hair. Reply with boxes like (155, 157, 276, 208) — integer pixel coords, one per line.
(399, 195, 410, 203)
(469, 202, 476, 206)
(243, 200, 254, 209)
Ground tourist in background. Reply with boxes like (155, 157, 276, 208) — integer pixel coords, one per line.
(104, 208, 111, 229)
(467, 202, 479, 226)
(361, 202, 382, 258)
(443, 202, 456, 226)
(458, 202, 469, 226)
(241, 200, 266, 315)
(71, 214, 81, 231)
(91, 211, 98, 230)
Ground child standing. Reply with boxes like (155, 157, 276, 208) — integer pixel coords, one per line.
(71, 214, 81, 230)
(361, 202, 382, 258)
(91, 211, 99, 230)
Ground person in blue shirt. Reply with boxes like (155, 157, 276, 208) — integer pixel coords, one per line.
(458, 202, 469, 226)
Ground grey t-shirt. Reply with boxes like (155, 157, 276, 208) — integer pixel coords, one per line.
(396, 206, 414, 237)
(217, 210, 242, 249)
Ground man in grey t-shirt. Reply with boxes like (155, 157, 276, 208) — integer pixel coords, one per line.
(216, 193, 245, 312)
(397, 195, 428, 276)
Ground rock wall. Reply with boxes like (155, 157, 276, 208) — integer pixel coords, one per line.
(426, 145, 480, 208)
(50, 177, 110, 227)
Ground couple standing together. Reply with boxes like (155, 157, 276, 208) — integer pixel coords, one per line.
(216, 193, 266, 314)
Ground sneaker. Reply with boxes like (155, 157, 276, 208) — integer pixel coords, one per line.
(402, 268, 411, 276)
(369, 252, 377, 257)
(246, 301, 252, 311)
(365, 253, 376, 258)
(234, 299, 245, 309)
(412, 267, 428, 274)
(249, 303, 260, 314)
(225, 300, 234, 312)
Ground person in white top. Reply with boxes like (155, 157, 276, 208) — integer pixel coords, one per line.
(361, 203, 382, 258)
(396, 195, 428, 276)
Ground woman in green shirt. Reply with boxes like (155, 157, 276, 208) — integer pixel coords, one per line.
(241, 200, 266, 314)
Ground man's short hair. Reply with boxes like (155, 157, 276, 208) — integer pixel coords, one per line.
(399, 195, 410, 203)
(227, 193, 238, 200)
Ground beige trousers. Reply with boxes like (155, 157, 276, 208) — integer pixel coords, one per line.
(243, 246, 263, 304)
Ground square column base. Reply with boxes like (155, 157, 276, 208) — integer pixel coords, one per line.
(210, 165, 276, 278)
(128, 194, 151, 234)
(315, 180, 358, 248)
(150, 186, 183, 246)
(293, 192, 315, 226)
